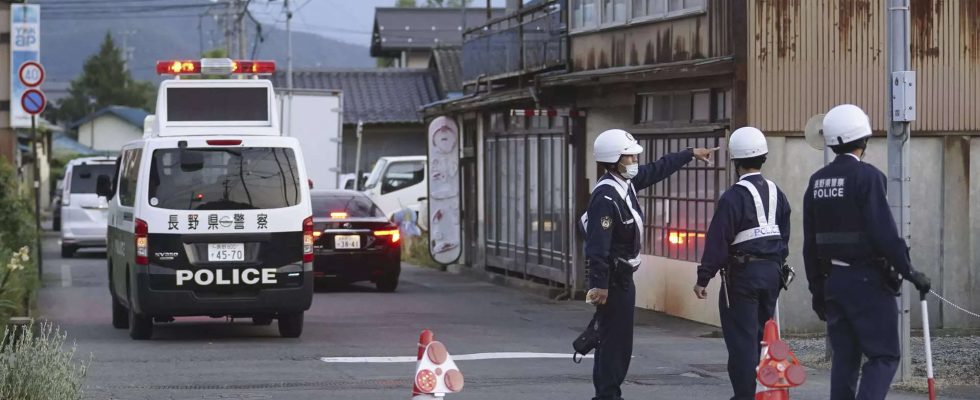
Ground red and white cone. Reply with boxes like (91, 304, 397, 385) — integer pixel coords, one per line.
(755, 319, 806, 400)
(412, 329, 435, 399)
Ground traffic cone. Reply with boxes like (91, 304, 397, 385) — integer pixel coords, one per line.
(415, 340, 464, 397)
(755, 319, 806, 400)
(412, 329, 435, 399)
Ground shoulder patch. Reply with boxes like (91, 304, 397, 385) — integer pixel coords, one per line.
(600, 216, 612, 230)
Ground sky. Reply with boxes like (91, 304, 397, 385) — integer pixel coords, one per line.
(250, 0, 508, 47)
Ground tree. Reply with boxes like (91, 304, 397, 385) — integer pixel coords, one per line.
(55, 32, 155, 125)
(395, 0, 418, 6)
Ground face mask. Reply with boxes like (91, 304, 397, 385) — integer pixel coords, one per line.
(620, 162, 639, 179)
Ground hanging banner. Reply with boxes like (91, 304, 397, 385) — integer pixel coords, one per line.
(10, 4, 41, 128)
(427, 116, 462, 265)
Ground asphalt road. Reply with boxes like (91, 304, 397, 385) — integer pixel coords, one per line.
(35, 230, 970, 400)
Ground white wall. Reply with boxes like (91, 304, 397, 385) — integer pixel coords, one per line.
(78, 115, 142, 153)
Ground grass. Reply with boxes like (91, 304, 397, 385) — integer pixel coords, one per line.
(0, 322, 90, 400)
(402, 232, 443, 270)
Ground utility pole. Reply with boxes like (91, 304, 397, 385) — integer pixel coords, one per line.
(285, 0, 293, 90)
(237, 0, 248, 59)
(887, 0, 915, 383)
(354, 120, 364, 190)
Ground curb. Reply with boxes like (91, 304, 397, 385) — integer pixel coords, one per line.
(444, 263, 572, 300)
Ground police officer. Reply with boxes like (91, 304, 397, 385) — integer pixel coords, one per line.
(693, 127, 791, 400)
(583, 128, 716, 400)
(803, 104, 931, 400)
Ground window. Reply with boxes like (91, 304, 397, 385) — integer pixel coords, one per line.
(601, 0, 628, 24)
(381, 161, 425, 195)
(635, 134, 728, 262)
(637, 90, 727, 125)
(312, 194, 385, 218)
(631, 0, 702, 19)
(147, 147, 301, 210)
(571, 0, 598, 29)
(118, 149, 142, 207)
(68, 164, 115, 195)
(167, 87, 269, 122)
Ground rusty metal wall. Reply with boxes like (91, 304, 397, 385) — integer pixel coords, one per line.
(747, 0, 980, 133)
(569, 0, 731, 72)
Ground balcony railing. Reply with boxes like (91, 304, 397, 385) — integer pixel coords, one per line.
(462, 0, 566, 83)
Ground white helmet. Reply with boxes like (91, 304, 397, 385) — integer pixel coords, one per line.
(729, 127, 768, 159)
(594, 129, 643, 163)
(823, 104, 872, 146)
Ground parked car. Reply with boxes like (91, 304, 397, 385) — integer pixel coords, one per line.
(310, 189, 401, 292)
(339, 172, 370, 190)
(52, 178, 64, 231)
(60, 156, 116, 257)
(362, 156, 427, 218)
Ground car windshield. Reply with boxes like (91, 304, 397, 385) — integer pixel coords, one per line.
(69, 164, 115, 194)
(312, 194, 385, 218)
(148, 147, 301, 210)
(363, 159, 387, 190)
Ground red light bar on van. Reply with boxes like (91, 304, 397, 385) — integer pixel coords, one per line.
(156, 58, 276, 76)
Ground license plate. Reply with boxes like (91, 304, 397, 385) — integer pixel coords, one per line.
(334, 235, 361, 250)
(208, 243, 245, 262)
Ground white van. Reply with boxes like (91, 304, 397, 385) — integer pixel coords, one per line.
(99, 59, 314, 340)
(362, 155, 427, 218)
(60, 156, 116, 257)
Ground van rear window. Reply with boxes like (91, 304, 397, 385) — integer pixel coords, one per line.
(148, 147, 301, 210)
(69, 164, 115, 194)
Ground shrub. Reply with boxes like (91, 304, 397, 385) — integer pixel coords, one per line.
(0, 322, 89, 400)
(0, 158, 38, 323)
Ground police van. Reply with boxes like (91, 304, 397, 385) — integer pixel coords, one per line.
(97, 59, 314, 340)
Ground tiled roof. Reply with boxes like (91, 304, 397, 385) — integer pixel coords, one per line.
(370, 7, 505, 56)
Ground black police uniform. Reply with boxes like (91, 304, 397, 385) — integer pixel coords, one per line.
(802, 153, 916, 400)
(583, 149, 693, 400)
(696, 172, 790, 400)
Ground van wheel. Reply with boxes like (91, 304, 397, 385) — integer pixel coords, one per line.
(252, 315, 273, 326)
(278, 312, 304, 338)
(112, 296, 128, 329)
(61, 244, 75, 258)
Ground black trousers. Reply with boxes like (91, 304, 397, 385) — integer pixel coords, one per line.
(719, 260, 781, 400)
(825, 263, 900, 400)
(592, 277, 635, 400)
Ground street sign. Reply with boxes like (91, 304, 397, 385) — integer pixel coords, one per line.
(9, 3, 41, 127)
(21, 88, 45, 115)
(18, 61, 43, 87)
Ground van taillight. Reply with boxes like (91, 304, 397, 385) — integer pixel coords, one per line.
(303, 216, 314, 262)
(206, 139, 242, 146)
(135, 218, 149, 265)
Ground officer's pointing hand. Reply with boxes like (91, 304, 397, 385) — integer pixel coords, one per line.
(693, 285, 708, 299)
(693, 147, 720, 165)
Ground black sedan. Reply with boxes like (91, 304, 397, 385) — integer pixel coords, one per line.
(310, 190, 402, 292)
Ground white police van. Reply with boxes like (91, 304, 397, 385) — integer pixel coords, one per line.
(98, 59, 314, 340)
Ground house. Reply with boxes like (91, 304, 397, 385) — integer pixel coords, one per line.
(272, 69, 441, 176)
(370, 7, 505, 68)
(70, 106, 149, 154)
(423, 0, 980, 331)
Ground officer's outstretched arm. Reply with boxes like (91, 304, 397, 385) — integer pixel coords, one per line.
(696, 194, 737, 288)
(585, 196, 615, 290)
(632, 148, 694, 191)
(862, 171, 912, 277)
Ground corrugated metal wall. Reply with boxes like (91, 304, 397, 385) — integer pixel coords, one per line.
(747, 0, 980, 133)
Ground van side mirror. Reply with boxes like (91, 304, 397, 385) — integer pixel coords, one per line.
(96, 175, 113, 198)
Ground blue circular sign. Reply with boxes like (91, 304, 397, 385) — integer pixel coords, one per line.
(21, 89, 45, 115)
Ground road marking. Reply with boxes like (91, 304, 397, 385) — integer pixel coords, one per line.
(61, 264, 72, 287)
(320, 352, 593, 363)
